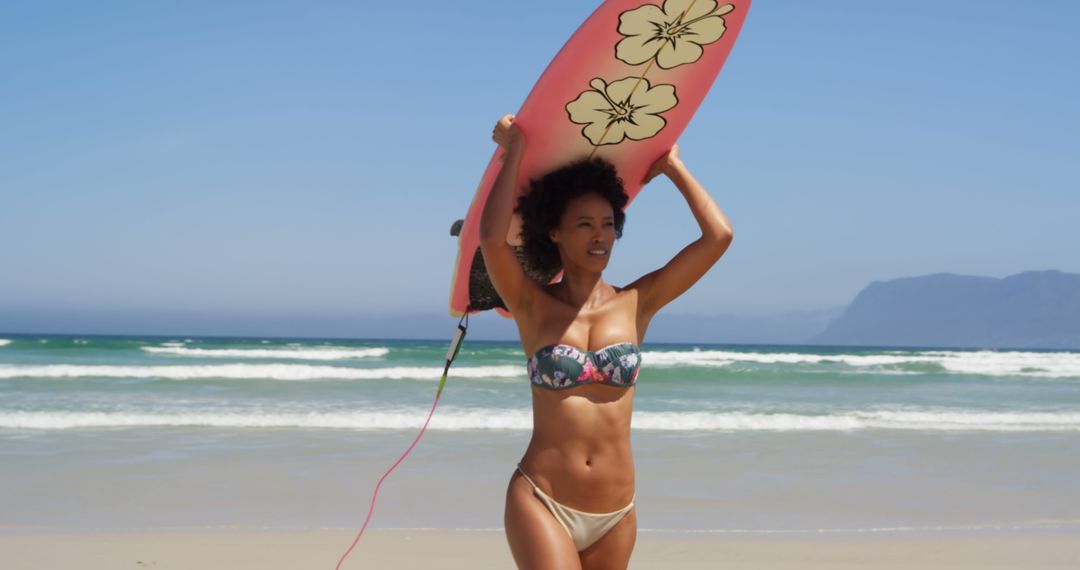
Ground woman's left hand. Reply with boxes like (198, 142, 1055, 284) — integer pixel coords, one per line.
(642, 145, 685, 185)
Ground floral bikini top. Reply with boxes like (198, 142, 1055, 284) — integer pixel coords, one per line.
(527, 342, 642, 390)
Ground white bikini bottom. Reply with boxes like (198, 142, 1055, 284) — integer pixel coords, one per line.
(516, 463, 636, 551)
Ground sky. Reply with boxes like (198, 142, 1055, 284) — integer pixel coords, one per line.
(1, 0, 1078, 335)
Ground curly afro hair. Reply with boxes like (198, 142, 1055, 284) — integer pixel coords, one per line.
(514, 156, 629, 277)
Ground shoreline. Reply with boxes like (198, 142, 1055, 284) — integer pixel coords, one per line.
(5, 521, 1080, 536)
(6, 428, 1079, 535)
(3, 528, 1078, 570)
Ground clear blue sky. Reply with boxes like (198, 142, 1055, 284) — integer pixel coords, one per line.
(2, 1, 1078, 327)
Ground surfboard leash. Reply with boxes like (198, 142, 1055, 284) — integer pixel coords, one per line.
(335, 309, 470, 569)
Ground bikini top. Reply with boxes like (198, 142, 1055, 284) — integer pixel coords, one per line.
(527, 342, 642, 390)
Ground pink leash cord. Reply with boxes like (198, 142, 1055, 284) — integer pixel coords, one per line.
(334, 391, 442, 569)
(335, 312, 468, 569)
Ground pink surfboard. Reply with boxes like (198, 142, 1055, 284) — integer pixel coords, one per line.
(449, 0, 752, 317)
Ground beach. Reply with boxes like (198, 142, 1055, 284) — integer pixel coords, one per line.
(7, 0, 1079, 565)
(4, 529, 1080, 569)
(2, 335, 1079, 567)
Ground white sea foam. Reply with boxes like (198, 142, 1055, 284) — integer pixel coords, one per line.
(641, 349, 937, 367)
(2, 408, 1078, 432)
(632, 410, 1080, 432)
(922, 350, 1080, 377)
(643, 348, 1080, 377)
(0, 364, 523, 381)
(0, 339, 11, 347)
(0, 409, 533, 430)
(642, 350, 736, 367)
(141, 346, 390, 361)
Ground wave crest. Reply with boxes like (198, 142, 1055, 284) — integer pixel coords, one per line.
(643, 348, 1080, 378)
(3, 408, 1078, 432)
(0, 364, 523, 381)
(141, 346, 390, 360)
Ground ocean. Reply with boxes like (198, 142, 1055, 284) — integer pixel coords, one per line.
(2, 334, 1079, 536)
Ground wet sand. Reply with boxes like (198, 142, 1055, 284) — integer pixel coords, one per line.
(3, 528, 1079, 569)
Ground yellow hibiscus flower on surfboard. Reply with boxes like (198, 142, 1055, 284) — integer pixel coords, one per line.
(616, 0, 735, 69)
(565, 76, 678, 146)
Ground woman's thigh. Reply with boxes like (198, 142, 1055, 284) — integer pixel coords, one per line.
(579, 507, 636, 570)
(504, 469, 582, 570)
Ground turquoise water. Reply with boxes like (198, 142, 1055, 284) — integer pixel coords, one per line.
(1, 334, 1079, 433)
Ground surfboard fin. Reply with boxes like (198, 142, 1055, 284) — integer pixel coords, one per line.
(450, 219, 464, 237)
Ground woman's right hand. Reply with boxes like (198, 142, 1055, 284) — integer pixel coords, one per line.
(642, 144, 685, 185)
(492, 114, 525, 151)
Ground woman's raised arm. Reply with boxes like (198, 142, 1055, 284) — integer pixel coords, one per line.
(479, 114, 540, 316)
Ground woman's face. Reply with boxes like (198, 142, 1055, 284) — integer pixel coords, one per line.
(549, 193, 616, 272)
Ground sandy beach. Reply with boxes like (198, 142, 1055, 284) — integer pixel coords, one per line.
(3, 528, 1079, 569)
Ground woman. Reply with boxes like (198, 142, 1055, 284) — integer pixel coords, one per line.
(481, 114, 733, 569)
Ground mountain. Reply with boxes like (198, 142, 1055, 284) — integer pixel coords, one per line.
(7, 270, 1078, 349)
(812, 270, 1080, 349)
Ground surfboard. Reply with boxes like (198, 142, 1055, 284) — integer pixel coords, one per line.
(449, 0, 752, 317)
